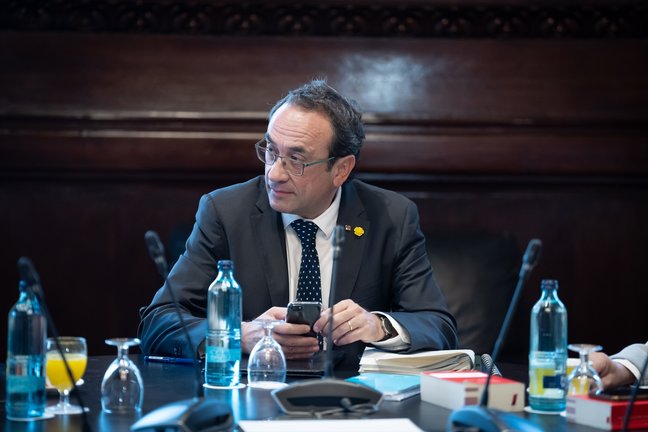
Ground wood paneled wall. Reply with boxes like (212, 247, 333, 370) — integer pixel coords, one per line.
(2, 8, 647, 359)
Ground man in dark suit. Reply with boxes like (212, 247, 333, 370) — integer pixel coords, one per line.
(139, 80, 458, 360)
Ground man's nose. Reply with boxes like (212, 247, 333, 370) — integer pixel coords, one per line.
(266, 158, 289, 181)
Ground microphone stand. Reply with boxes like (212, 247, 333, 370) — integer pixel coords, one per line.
(621, 353, 648, 431)
(18, 257, 92, 432)
(131, 231, 233, 432)
(447, 239, 544, 432)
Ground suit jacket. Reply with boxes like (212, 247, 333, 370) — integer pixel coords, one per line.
(611, 342, 648, 386)
(138, 176, 459, 360)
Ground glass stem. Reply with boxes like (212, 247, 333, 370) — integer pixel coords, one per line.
(580, 351, 590, 373)
(60, 389, 71, 407)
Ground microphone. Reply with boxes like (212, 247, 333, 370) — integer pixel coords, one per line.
(621, 353, 648, 431)
(17, 257, 92, 432)
(447, 239, 544, 432)
(324, 224, 345, 379)
(131, 231, 233, 432)
(271, 225, 383, 416)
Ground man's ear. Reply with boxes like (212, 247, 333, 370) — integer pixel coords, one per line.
(332, 155, 356, 187)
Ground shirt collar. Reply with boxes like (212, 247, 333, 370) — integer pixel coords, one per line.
(282, 188, 342, 240)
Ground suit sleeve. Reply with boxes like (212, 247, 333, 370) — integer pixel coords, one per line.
(388, 200, 459, 353)
(138, 194, 227, 357)
(610, 342, 648, 386)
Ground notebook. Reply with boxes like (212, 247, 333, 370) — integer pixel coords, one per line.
(241, 350, 345, 377)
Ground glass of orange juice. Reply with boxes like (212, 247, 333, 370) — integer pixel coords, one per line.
(45, 337, 88, 415)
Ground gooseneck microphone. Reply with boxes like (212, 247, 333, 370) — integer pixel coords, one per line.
(447, 239, 544, 432)
(622, 353, 648, 431)
(324, 224, 345, 379)
(131, 231, 233, 432)
(143, 230, 203, 397)
(17, 257, 92, 432)
(271, 225, 383, 416)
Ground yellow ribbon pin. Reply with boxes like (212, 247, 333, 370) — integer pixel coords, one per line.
(353, 227, 365, 237)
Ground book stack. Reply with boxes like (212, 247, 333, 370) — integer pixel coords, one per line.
(420, 371, 525, 412)
(566, 394, 648, 430)
(359, 348, 475, 375)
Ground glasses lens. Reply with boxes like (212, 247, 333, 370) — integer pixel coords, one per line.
(285, 160, 304, 176)
(256, 142, 273, 165)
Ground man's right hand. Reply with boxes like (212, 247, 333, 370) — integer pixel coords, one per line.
(590, 351, 636, 389)
(241, 307, 320, 359)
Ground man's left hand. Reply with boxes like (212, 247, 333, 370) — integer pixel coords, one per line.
(313, 299, 385, 346)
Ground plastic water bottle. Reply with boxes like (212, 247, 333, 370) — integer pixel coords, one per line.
(205, 260, 242, 387)
(5, 280, 47, 420)
(528, 279, 568, 412)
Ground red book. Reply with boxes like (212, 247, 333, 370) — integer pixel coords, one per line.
(566, 395, 648, 430)
(420, 371, 525, 412)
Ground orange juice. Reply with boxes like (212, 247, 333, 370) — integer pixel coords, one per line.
(46, 353, 87, 391)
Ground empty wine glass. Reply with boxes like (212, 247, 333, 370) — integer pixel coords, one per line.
(101, 338, 144, 414)
(567, 343, 603, 395)
(45, 336, 88, 415)
(247, 319, 286, 389)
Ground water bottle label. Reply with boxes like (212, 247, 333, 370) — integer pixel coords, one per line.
(7, 375, 45, 393)
(542, 374, 563, 389)
(206, 345, 240, 363)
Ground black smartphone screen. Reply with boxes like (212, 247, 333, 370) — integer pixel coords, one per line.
(285, 301, 321, 334)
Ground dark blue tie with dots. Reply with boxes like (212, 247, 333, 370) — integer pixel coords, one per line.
(291, 219, 322, 303)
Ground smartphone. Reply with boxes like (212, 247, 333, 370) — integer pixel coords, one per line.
(285, 301, 321, 337)
(590, 386, 648, 401)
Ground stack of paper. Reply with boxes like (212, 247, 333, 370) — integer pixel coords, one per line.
(359, 348, 475, 375)
(346, 372, 421, 401)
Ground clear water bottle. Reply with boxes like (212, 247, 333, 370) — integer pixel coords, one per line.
(528, 279, 568, 412)
(5, 280, 47, 420)
(205, 260, 242, 387)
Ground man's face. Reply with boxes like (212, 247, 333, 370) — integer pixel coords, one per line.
(264, 104, 350, 219)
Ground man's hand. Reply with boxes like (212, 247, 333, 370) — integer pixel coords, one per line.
(590, 351, 636, 390)
(241, 307, 320, 359)
(313, 299, 386, 346)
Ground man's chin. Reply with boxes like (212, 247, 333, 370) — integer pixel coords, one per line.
(268, 197, 293, 214)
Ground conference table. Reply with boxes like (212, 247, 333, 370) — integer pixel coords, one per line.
(1, 354, 603, 432)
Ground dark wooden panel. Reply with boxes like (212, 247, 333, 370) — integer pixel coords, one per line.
(3, 33, 648, 123)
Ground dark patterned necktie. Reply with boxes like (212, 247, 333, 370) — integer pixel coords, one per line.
(291, 219, 322, 303)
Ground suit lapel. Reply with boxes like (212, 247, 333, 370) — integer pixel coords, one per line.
(251, 184, 289, 307)
(332, 181, 368, 306)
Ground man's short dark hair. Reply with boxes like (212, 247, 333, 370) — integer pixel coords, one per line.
(268, 79, 365, 164)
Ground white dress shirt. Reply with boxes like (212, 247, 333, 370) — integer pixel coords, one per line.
(281, 188, 410, 350)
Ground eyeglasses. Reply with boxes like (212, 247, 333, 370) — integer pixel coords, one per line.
(255, 139, 336, 176)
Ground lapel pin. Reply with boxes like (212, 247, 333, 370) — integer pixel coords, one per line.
(344, 225, 351, 231)
(353, 226, 365, 237)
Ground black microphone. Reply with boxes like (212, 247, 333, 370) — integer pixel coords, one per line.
(621, 353, 648, 431)
(131, 231, 233, 432)
(17, 257, 92, 432)
(447, 239, 544, 432)
(324, 224, 345, 379)
(271, 225, 383, 416)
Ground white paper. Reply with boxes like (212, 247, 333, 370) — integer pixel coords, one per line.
(238, 418, 423, 432)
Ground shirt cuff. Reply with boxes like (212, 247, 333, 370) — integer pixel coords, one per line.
(613, 358, 641, 381)
(370, 312, 411, 351)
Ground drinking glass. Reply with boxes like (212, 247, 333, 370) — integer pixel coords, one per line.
(45, 336, 88, 415)
(247, 319, 286, 389)
(101, 338, 144, 414)
(567, 343, 603, 395)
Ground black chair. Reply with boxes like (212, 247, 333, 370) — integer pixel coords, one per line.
(425, 229, 521, 358)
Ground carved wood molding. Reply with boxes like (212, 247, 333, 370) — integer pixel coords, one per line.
(3, 1, 646, 38)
